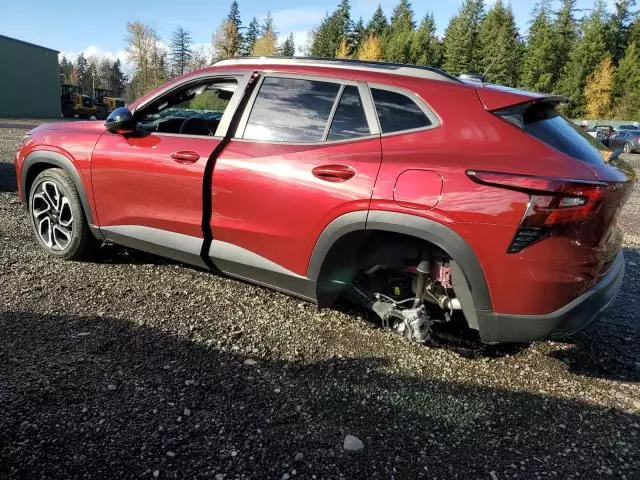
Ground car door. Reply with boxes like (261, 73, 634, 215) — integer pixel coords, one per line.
(91, 73, 251, 266)
(208, 74, 382, 292)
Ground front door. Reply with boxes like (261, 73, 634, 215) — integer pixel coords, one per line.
(209, 74, 382, 292)
(91, 74, 248, 266)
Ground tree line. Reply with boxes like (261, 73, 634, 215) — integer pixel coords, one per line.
(59, 55, 127, 98)
(309, 0, 640, 120)
(59, 0, 640, 119)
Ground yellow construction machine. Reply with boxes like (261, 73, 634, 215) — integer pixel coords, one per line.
(61, 84, 96, 119)
(94, 88, 125, 120)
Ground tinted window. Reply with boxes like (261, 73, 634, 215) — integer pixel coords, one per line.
(327, 86, 370, 141)
(244, 77, 340, 142)
(522, 103, 608, 165)
(371, 88, 431, 133)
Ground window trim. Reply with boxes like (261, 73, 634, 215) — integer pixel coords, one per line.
(132, 71, 252, 139)
(236, 72, 381, 145)
(368, 83, 441, 137)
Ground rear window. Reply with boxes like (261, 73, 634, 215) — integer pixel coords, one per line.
(243, 77, 340, 142)
(500, 103, 609, 165)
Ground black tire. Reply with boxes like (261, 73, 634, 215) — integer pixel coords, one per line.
(28, 168, 98, 260)
(623, 142, 632, 153)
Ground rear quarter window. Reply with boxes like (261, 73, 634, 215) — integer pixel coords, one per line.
(371, 88, 431, 134)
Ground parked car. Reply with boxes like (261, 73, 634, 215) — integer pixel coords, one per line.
(14, 58, 637, 344)
(586, 125, 614, 145)
(616, 124, 640, 132)
(608, 129, 640, 153)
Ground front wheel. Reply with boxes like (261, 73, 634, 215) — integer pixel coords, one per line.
(28, 169, 97, 260)
(623, 142, 632, 153)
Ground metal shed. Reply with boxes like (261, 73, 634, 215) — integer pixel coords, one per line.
(0, 35, 60, 118)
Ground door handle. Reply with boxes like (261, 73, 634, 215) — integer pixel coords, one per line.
(170, 151, 200, 164)
(312, 164, 356, 182)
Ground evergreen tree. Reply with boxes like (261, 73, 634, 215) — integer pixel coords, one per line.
(478, 0, 521, 86)
(551, 0, 578, 89)
(169, 26, 193, 77)
(442, 0, 485, 75)
(606, 0, 637, 63)
(612, 42, 640, 118)
(75, 53, 89, 91)
(521, 1, 556, 92)
(367, 4, 388, 37)
(243, 18, 260, 56)
(357, 35, 384, 61)
(261, 12, 276, 36)
(97, 58, 112, 89)
(310, 0, 353, 57)
(351, 18, 366, 54)
(410, 13, 441, 66)
(584, 56, 614, 118)
(227, 1, 244, 53)
(59, 56, 73, 84)
(384, 0, 415, 63)
(556, 0, 610, 117)
(109, 60, 127, 96)
(280, 33, 296, 56)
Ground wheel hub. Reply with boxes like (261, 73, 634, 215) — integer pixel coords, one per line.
(31, 180, 74, 251)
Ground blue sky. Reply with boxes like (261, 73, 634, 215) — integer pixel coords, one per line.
(1, 0, 617, 70)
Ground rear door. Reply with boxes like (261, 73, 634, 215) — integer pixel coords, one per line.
(209, 74, 382, 289)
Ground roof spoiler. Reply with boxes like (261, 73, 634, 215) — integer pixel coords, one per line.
(474, 83, 569, 111)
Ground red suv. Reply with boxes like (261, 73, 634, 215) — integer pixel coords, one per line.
(15, 58, 636, 343)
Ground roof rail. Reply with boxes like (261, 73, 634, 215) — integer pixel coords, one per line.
(213, 56, 461, 83)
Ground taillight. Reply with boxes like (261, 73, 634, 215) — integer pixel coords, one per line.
(467, 170, 608, 253)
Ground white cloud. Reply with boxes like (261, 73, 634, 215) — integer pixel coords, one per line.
(59, 45, 133, 74)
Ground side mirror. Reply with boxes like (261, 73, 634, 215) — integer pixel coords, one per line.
(105, 107, 136, 134)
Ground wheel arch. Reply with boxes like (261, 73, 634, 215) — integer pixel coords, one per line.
(22, 150, 97, 229)
(307, 210, 493, 330)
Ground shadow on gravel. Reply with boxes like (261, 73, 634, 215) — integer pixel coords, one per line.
(1, 310, 638, 479)
(548, 247, 640, 383)
(0, 162, 16, 192)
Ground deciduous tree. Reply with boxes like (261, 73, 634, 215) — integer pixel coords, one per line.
(213, 19, 240, 61)
(584, 55, 614, 118)
(357, 35, 383, 61)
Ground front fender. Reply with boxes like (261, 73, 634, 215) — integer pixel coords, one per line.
(21, 150, 98, 230)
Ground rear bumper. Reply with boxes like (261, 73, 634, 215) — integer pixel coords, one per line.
(476, 250, 625, 343)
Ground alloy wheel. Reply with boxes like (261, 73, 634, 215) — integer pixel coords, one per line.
(31, 180, 74, 251)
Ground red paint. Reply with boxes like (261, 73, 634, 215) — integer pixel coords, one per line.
(15, 62, 635, 320)
(393, 170, 443, 209)
(212, 137, 381, 275)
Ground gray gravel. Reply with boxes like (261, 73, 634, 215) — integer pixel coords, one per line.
(1, 121, 639, 479)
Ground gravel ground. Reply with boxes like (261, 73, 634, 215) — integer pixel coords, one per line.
(1, 122, 639, 480)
